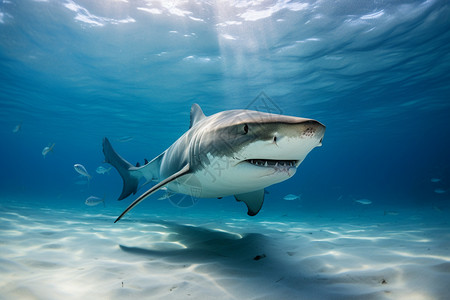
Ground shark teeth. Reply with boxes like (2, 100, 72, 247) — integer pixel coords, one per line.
(246, 159, 297, 167)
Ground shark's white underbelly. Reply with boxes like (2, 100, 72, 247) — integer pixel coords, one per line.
(166, 158, 297, 198)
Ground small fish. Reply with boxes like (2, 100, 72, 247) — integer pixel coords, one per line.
(430, 178, 441, 183)
(116, 136, 134, 143)
(355, 199, 372, 205)
(96, 166, 112, 174)
(85, 196, 105, 207)
(12, 122, 22, 133)
(42, 143, 55, 158)
(283, 194, 301, 201)
(74, 164, 92, 180)
(384, 210, 399, 216)
(434, 188, 446, 194)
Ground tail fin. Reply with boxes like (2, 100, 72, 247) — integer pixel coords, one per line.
(102, 137, 141, 200)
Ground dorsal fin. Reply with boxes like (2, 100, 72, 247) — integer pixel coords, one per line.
(190, 103, 206, 128)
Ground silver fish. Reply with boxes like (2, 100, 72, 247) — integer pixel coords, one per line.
(355, 199, 372, 205)
(384, 210, 399, 216)
(12, 122, 22, 133)
(85, 196, 105, 207)
(96, 166, 112, 174)
(42, 143, 55, 157)
(74, 164, 92, 180)
(116, 136, 134, 143)
(283, 194, 301, 201)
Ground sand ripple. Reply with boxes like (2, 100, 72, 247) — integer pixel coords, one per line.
(0, 203, 449, 300)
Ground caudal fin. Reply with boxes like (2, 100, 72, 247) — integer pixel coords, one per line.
(102, 137, 141, 200)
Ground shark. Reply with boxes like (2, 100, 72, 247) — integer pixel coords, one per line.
(103, 104, 325, 223)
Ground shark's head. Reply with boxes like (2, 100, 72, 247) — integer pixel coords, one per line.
(189, 107, 325, 195)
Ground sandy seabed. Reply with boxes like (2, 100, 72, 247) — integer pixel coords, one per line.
(0, 202, 449, 300)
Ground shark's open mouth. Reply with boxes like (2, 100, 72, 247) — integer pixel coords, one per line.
(245, 159, 298, 167)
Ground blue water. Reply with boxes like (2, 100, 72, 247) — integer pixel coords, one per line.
(2, 1, 450, 299)
(1, 1, 450, 215)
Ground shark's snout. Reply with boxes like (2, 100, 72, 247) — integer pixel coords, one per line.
(301, 120, 325, 145)
(236, 119, 325, 173)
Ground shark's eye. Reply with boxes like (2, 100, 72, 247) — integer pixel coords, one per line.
(243, 124, 249, 134)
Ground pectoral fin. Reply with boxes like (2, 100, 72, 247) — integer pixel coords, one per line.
(235, 189, 265, 216)
(114, 164, 190, 223)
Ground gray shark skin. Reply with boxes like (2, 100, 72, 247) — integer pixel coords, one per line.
(103, 104, 325, 222)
